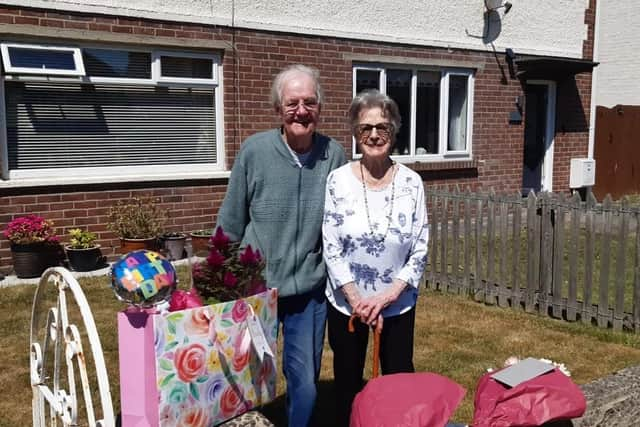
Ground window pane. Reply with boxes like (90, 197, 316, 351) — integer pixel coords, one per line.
(415, 71, 440, 154)
(5, 82, 217, 170)
(83, 49, 151, 79)
(8, 47, 76, 70)
(161, 56, 212, 79)
(386, 69, 411, 156)
(448, 75, 469, 151)
(355, 69, 380, 94)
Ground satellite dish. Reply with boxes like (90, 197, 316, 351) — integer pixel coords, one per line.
(485, 0, 512, 14)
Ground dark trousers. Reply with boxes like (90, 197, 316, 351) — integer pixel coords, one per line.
(327, 304, 416, 427)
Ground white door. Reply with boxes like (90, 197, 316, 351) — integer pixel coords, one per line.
(522, 81, 556, 194)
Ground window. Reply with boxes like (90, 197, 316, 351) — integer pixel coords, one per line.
(154, 51, 217, 84)
(0, 42, 223, 181)
(353, 65, 474, 160)
(0, 43, 85, 76)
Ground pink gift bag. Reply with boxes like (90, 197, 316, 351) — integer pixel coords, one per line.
(118, 289, 278, 427)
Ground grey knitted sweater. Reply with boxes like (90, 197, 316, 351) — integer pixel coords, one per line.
(217, 128, 346, 297)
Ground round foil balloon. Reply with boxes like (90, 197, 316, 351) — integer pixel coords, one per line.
(110, 250, 177, 307)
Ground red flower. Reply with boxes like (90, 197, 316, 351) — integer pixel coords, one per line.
(210, 226, 230, 251)
(220, 385, 249, 419)
(191, 226, 265, 302)
(247, 279, 267, 295)
(239, 245, 261, 266)
(169, 290, 204, 312)
(206, 248, 225, 268)
(174, 343, 206, 383)
(223, 271, 238, 288)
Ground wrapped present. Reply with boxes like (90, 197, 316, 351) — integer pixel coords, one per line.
(119, 288, 278, 427)
(472, 362, 586, 427)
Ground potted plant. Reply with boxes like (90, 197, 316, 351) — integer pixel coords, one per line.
(189, 228, 214, 256)
(3, 215, 62, 278)
(107, 197, 167, 253)
(161, 231, 187, 260)
(65, 228, 104, 272)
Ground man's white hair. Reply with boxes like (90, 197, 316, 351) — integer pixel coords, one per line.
(270, 64, 323, 111)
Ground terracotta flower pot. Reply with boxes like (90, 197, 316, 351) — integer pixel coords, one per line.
(119, 237, 159, 254)
(189, 231, 212, 257)
(11, 242, 61, 278)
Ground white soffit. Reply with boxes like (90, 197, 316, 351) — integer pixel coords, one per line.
(3, 0, 589, 59)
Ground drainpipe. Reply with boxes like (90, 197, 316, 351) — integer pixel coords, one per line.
(587, 0, 602, 159)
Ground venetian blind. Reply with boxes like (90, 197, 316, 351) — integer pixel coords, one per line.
(5, 81, 217, 170)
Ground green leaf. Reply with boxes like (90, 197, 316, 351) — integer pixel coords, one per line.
(190, 382, 200, 400)
(159, 373, 176, 387)
(222, 303, 233, 313)
(164, 341, 178, 351)
(159, 359, 174, 371)
(167, 320, 176, 335)
(196, 375, 209, 383)
(220, 319, 233, 328)
(167, 312, 184, 322)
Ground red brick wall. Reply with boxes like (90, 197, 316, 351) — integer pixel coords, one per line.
(0, 5, 594, 273)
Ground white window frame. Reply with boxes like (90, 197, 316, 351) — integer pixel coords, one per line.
(153, 51, 219, 85)
(352, 64, 474, 162)
(0, 42, 85, 76)
(0, 42, 226, 183)
(526, 79, 556, 193)
(82, 45, 154, 85)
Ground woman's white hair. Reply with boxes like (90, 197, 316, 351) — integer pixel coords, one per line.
(348, 89, 401, 136)
(271, 64, 323, 111)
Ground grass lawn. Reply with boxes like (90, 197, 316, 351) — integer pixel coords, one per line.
(2, 271, 640, 426)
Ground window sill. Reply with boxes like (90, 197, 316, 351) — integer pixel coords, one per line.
(0, 170, 231, 189)
(399, 158, 479, 172)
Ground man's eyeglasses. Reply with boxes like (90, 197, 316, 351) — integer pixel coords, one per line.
(282, 99, 319, 115)
(356, 122, 394, 138)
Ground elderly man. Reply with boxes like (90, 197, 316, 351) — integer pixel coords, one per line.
(216, 64, 346, 426)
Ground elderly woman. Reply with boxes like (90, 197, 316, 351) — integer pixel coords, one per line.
(322, 89, 429, 426)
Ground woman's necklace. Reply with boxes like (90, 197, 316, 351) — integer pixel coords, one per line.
(360, 160, 396, 242)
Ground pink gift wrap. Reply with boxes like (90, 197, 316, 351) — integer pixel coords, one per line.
(118, 289, 278, 426)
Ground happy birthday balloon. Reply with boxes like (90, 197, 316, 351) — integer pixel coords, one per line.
(110, 250, 177, 307)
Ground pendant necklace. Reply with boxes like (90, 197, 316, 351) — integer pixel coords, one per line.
(360, 160, 396, 242)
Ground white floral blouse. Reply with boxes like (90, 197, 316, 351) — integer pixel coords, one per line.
(322, 162, 429, 317)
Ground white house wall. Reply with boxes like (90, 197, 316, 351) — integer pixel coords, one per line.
(593, 2, 640, 107)
(4, 0, 589, 58)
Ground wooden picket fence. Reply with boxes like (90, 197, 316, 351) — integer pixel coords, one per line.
(424, 187, 640, 332)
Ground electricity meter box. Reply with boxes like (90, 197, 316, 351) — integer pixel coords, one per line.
(569, 158, 595, 188)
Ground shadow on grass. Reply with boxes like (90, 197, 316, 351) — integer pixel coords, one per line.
(260, 379, 337, 427)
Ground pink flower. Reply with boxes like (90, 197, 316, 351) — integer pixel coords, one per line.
(210, 226, 230, 251)
(184, 308, 212, 336)
(192, 263, 206, 280)
(223, 271, 238, 288)
(239, 245, 261, 266)
(231, 299, 249, 323)
(4, 214, 58, 244)
(169, 290, 204, 312)
(206, 248, 225, 268)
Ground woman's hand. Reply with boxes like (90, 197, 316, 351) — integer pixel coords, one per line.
(354, 279, 407, 325)
(341, 282, 362, 310)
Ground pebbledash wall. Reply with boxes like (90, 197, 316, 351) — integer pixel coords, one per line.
(0, 1, 596, 273)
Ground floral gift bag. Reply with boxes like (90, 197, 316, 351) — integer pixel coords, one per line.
(118, 288, 278, 427)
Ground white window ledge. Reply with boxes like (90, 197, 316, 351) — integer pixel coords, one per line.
(0, 170, 231, 189)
